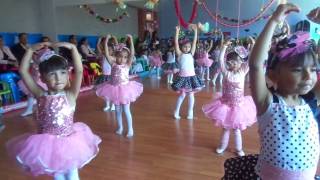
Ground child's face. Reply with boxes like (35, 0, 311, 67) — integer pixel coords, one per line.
(226, 58, 242, 71)
(181, 43, 191, 53)
(42, 69, 69, 92)
(116, 50, 129, 65)
(271, 54, 318, 95)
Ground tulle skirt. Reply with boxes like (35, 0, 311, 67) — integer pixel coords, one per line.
(18, 79, 47, 96)
(202, 94, 257, 130)
(150, 58, 163, 67)
(6, 122, 101, 176)
(96, 81, 143, 105)
(196, 57, 213, 67)
(161, 62, 179, 74)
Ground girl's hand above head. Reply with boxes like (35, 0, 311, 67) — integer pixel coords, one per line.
(307, 7, 320, 24)
(223, 40, 232, 47)
(126, 34, 133, 40)
(31, 42, 52, 51)
(247, 36, 255, 44)
(106, 34, 112, 40)
(53, 42, 75, 50)
(271, 3, 300, 24)
(176, 26, 181, 32)
(189, 24, 197, 31)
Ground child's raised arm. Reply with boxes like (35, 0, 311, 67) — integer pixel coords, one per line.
(207, 39, 213, 52)
(54, 42, 83, 98)
(104, 34, 115, 65)
(19, 42, 50, 98)
(175, 26, 182, 57)
(96, 37, 103, 56)
(190, 24, 198, 56)
(249, 3, 299, 114)
(127, 34, 135, 66)
(219, 40, 232, 73)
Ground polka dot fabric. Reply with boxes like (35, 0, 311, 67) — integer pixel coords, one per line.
(171, 75, 204, 93)
(256, 95, 319, 178)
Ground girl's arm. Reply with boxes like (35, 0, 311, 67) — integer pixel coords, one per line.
(112, 35, 119, 45)
(96, 37, 103, 56)
(249, 3, 299, 114)
(54, 42, 83, 98)
(104, 34, 115, 65)
(127, 34, 134, 66)
(19, 43, 50, 98)
(219, 41, 231, 73)
(174, 26, 182, 57)
(207, 39, 213, 52)
(190, 24, 198, 56)
(219, 30, 224, 48)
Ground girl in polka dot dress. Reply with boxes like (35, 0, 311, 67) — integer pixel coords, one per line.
(172, 25, 204, 120)
(249, 4, 319, 180)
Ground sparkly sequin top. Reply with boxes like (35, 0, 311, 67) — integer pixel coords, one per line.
(36, 93, 75, 136)
(111, 64, 129, 85)
(221, 64, 249, 106)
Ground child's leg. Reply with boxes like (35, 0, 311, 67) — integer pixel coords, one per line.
(234, 129, 245, 156)
(66, 168, 79, 180)
(111, 103, 115, 111)
(21, 96, 35, 117)
(0, 118, 5, 132)
(218, 73, 223, 86)
(212, 71, 219, 86)
(206, 67, 210, 80)
(187, 92, 195, 120)
(54, 173, 66, 180)
(200, 66, 205, 80)
(103, 99, 110, 111)
(123, 103, 134, 137)
(167, 74, 170, 84)
(156, 67, 161, 79)
(216, 129, 230, 154)
(169, 73, 174, 83)
(115, 105, 123, 135)
(174, 92, 186, 119)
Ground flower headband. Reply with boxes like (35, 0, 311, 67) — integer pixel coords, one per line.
(34, 48, 59, 64)
(179, 38, 190, 45)
(114, 43, 130, 52)
(227, 46, 249, 59)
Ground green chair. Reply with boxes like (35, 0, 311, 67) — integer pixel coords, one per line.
(0, 81, 13, 106)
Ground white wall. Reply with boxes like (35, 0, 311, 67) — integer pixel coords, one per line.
(0, 0, 138, 36)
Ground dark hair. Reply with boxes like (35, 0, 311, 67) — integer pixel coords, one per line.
(69, 35, 76, 41)
(41, 36, 50, 42)
(79, 38, 87, 45)
(39, 56, 68, 75)
(18, 33, 27, 39)
(226, 52, 242, 62)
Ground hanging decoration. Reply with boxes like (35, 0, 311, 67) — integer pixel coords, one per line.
(144, 0, 160, 10)
(201, 0, 276, 28)
(174, 0, 199, 29)
(112, 0, 127, 11)
(79, 4, 129, 24)
(198, 22, 210, 33)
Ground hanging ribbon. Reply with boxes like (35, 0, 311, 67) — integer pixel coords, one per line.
(201, 0, 276, 28)
(174, 0, 198, 28)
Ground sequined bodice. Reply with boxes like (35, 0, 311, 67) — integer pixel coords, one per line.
(36, 93, 74, 136)
(222, 69, 247, 106)
(111, 64, 129, 85)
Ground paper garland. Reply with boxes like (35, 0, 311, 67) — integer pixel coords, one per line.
(79, 4, 129, 23)
(174, 0, 199, 28)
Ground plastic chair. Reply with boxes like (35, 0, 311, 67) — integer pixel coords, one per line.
(0, 72, 21, 102)
(0, 81, 13, 105)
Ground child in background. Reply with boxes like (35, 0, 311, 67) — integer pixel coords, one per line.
(96, 35, 143, 137)
(7, 42, 101, 180)
(172, 24, 204, 120)
(203, 40, 256, 156)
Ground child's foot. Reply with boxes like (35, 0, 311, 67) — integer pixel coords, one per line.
(126, 129, 134, 138)
(103, 106, 110, 112)
(0, 125, 5, 132)
(236, 150, 245, 157)
(206, 78, 211, 81)
(173, 111, 181, 120)
(315, 175, 320, 180)
(20, 109, 33, 117)
(169, 81, 173, 84)
(110, 105, 115, 111)
(216, 147, 226, 154)
(116, 128, 123, 135)
(187, 111, 193, 120)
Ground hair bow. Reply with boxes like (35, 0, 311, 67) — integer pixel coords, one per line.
(114, 43, 129, 52)
(234, 46, 249, 59)
(34, 48, 57, 64)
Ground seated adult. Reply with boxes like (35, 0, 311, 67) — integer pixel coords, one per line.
(59, 35, 78, 65)
(11, 33, 29, 64)
(0, 35, 18, 72)
(78, 37, 97, 61)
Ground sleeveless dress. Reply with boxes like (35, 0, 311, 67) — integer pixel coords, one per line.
(6, 93, 101, 176)
(149, 54, 163, 67)
(171, 53, 204, 93)
(202, 64, 257, 130)
(96, 64, 143, 105)
(196, 52, 213, 67)
(161, 51, 179, 74)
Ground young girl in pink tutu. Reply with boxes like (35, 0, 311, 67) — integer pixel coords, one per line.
(162, 46, 179, 84)
(196, 39, 213, 81)
(149, 48, 163, 79)
(96, 34, 143, 137)
(202, 40, 257, 156)
(6, 42, 101, 180)
(172, 25, 204, 120)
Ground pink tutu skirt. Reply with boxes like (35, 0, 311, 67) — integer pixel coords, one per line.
(150, 58, 163, 67)
(202, 94, 257, 130)
(6, 122, 101, 176)
(96, 81, 143, 105)
(196, 58, 213, 67)
(18, 79, 47, 96)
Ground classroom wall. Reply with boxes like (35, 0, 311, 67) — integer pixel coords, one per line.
(158, 0, 320, 39)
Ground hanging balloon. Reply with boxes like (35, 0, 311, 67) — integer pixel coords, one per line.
(198, 22, 210, 33)
(113, 0, 127, 11)
(144, 0, 160, 10)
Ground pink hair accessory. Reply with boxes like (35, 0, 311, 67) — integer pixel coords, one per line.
(275, 31, 312, 60)
(232, 46, 248, 59)
(179, 38, 190, 45)
(34, 48, 57, 64)
(114, 43, 130, 52)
